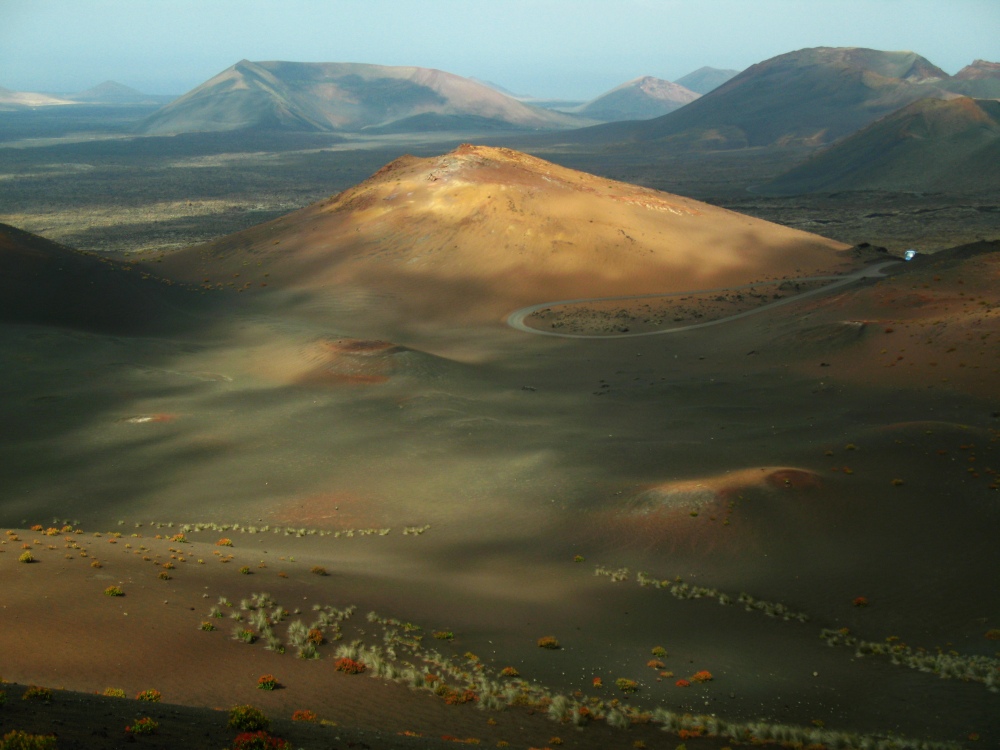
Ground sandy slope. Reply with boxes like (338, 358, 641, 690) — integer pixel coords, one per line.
(157, 144, 853, 324)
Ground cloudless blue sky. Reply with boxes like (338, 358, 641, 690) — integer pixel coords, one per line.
(2, 0, 998, 99)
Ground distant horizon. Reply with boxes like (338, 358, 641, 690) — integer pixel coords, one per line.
(2, 0, 998, 100)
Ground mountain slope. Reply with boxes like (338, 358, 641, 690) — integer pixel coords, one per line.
(758, 97, 1000, 194)
(137, 60, 583, 134)
(156, 145, 853, 324)
(675, 66, 739, 94)
(548, 47, 954, 149)
(575, 76, 699, 121)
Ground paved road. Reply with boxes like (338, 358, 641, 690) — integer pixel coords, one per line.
(506, 260, 901, 339)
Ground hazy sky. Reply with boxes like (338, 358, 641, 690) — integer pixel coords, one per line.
(2, 0, 998, 99)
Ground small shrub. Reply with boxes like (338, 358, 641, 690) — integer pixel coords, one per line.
(158, 571, 171, 580)
(985, 629, 1000, 641)
(306, 628, 324, 645)
(500, 666, 520, 677)
(647, 659, 665, 669)
(216, 538, 233, 546)
(573, 555, 585, 563)
(104, 585, 124, 597)
(675, 679, 691, 688)
(592, 677, 603, 688)
(615, 678, 639, 693)
(334, 658, 366, 674)
(0, 730, 57, 749)
(310, 566, 327, 576)
(90, 560, 102, 568)
(125, 717, 158, 736)
(135, 689, 161, 702)
(230, 730, 291, 750)
(537, 636, 560, 650)
(690, 670, 713, 683)
(200, 621, 216, 631)
(103, 687, 126, 698)
(650, 646, 667, 658)
(17, 551, 33, 564)
(852, 596, 870, 607)
(291, 709, 318, 722)
(240, 566, 252, 575)
(257, 674, 278, 691)
(21, 686, 52, 702)
(228, 704, 270, 732)
(234, 628, 256, 644)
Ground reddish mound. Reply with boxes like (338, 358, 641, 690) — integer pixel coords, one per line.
(156, 146, 852, 324)
(297, 338, 405, 386)
(596, 466, 822, 551)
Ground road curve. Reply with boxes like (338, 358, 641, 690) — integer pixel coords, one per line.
(506, 260, 900, 339)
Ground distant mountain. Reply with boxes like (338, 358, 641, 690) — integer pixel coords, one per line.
(953, 59, 1000, 80)
(575, 76, 700, 121)
(469, 77, 584, 112)
(757, 97, 1000, 195)
(943, 60, 1000, 98)
(67, 80, 162, 104)
(469, 77, 528, 99)
(550, 47, 954, 149)
(137, 60, 584, 135)
(0, 85, 74, 110)
(675, 66, 739, 94)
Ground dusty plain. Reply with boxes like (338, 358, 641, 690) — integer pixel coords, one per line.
(0, 108, 998, 750)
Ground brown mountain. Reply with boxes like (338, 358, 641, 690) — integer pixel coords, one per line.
(758, 97, 1000, 194)
(551, 47, 953, 149)
(575, 76, 700, 121)
(157, 145, 853, 324)
(137, 60, 583, 135)
(944, 59, 1000, 98)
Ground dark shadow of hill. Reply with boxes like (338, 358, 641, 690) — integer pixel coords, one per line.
(0, 222, 214, 335)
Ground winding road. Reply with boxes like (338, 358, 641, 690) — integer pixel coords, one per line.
(506, 260, 901, 339)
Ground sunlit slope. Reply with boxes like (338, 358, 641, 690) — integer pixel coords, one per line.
(158, 145, 853, 323)
(760, 97, 1000, 194)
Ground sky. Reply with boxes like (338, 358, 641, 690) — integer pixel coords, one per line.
(2, 0, 998, 100)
